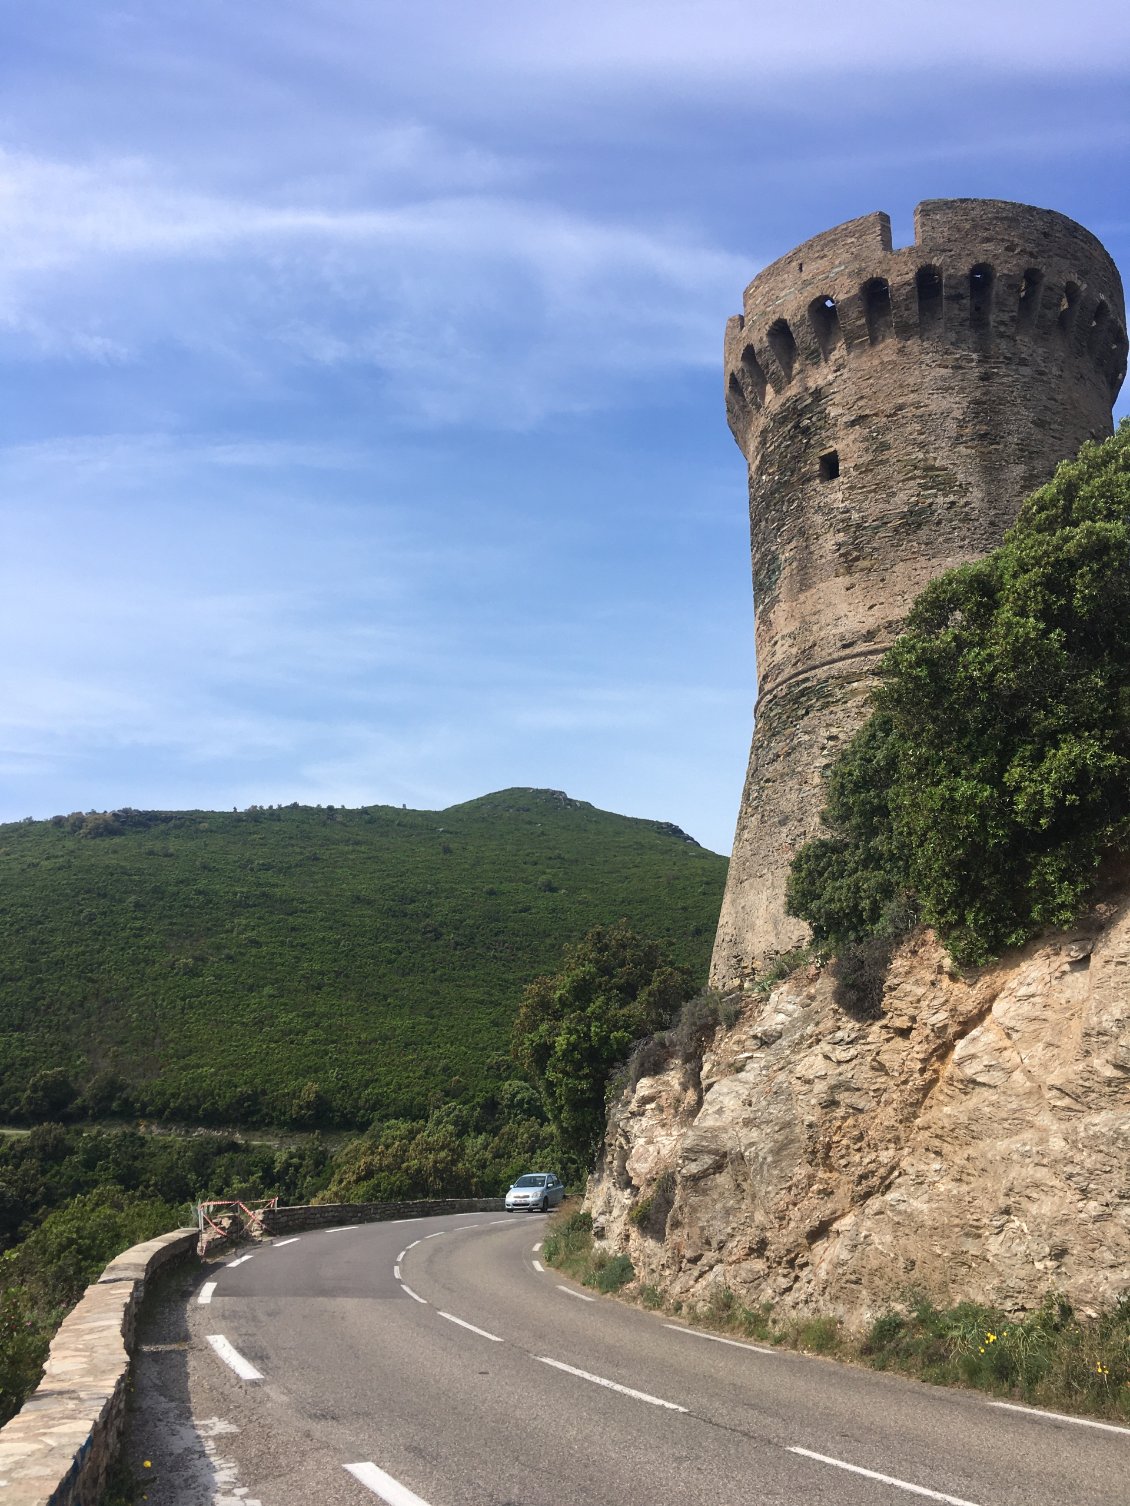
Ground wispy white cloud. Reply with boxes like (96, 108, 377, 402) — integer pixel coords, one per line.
(0, 146, 745, 425)
(249, 1, 1130, 101)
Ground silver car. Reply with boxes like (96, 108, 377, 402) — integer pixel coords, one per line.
(504, 1172, 565, 1213)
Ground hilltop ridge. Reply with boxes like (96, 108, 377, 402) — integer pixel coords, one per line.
(0, 789, 725, 1129)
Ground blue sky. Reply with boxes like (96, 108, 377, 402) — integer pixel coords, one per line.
(2, 1, 1128, 854)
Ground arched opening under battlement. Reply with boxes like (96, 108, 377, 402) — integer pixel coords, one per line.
(969, 264, 994, 332)
(726, 371, 750, 427)
(1017, 268, 1044, 331)
(916, 265, 943, 332)
(862, 277, 893, 344)
(1059, 281, 1082, 335)
(740, 346, 768, 407)
(767, 319, 798, 384)
(807, 295, 842, 359)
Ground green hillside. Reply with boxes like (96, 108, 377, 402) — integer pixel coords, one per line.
(0, 789, 725, 1127)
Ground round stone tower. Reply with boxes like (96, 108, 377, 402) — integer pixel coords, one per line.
(711, 198, 1127, 989)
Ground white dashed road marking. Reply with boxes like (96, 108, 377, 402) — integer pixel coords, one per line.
(345, 1461, 432, 1505)
(438, 1311, 504, 1342)
(787, 1448, 981, 1506)
(663, 1323, 775, 1356)
(537, 1357, 687, 1412)
(399, 1283, 427, 1305)
(197, 1281, 217, 1306)
(532, 1259, 545, 1273)
(273, 1237, 301, 1247)
(327, 1226, 354, 1233)
(225, 1254, 254, 1268)
(396, 1250, 407, 1262)
(206, 1335, 263, 1382)
(556, 1285, 596, 1302)
(532, 1241, 542, 1252)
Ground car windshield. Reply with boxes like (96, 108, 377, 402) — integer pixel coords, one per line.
(514, 1175, 545, 1188)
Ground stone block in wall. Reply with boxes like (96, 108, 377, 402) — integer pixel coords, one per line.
(0, 1228, 197, 1506)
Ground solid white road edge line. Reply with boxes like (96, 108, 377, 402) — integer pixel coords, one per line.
(399, 1283, 427, 1304)
(273, 1236, 300, 1247)
(206, 1334, 263, 1382)
(988, 1400, 1130, 1436)
(532, 1259, 545, 1273)
(663, 1323, 775, 1356)
(197, 1282, 217, 1306)
(344, 1461, 432, 1506)
(786, 1448, 981, 1506)
(556, 1285, 596, 1302)
(438, 1311, 504, 1342)
(537, 1357, 687, 1412)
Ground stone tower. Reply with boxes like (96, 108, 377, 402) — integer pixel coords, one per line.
(711, 199, 1127, 989)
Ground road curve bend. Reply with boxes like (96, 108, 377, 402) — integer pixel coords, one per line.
(124, 1213, 1128, 1506)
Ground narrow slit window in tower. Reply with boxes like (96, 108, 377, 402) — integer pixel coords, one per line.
(969, 264, 994, 332)
(767, 319, 798, 382)
(1017, 268, 1044, 330)
(1088, 300, 1110, 357)
(1058, 281, 1081, 334)
(862, 278, 893, 344)
(819, 450, 840, 482)
(916, 265, 943, 331)
(808, 295, 841, 359)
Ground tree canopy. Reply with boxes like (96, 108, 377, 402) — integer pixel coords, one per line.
(511, 923, 694, 1164)
(788, 423, 1130, 965)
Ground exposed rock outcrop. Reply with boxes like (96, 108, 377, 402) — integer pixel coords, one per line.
(588, 892, 1130, 1326)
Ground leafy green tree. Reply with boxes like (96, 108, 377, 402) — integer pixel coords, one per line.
(20, 1070, 78, 1124)
(512, 923, 694, 1164)
(788, 424, 1130, 965)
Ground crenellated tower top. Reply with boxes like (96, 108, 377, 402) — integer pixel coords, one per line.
(726, 199, 1124, 456)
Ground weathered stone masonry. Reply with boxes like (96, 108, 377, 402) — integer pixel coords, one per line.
(712, 199, 1127, 987)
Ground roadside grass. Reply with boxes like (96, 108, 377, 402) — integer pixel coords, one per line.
(540, 1216, 1130, 1424)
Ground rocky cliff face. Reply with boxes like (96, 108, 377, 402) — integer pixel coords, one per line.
(587, 891, 1130, 1325)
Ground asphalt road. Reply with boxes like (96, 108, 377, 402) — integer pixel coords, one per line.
(125, 1213, 1130, 1506)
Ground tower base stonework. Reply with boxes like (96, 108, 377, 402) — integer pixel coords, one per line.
(711, 200, 1126, 989)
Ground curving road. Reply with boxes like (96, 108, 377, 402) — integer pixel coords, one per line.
(127, 1212, 1129, 1506)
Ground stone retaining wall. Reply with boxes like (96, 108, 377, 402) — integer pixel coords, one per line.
(260, 1197, 506, 1234)
(0, 1199, 510, 1503)
(0, 1227, 198, 1506)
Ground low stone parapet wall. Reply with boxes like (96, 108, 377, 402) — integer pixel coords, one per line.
(0, 1227, 198, 1506)
(261, 1197, 506, 1235)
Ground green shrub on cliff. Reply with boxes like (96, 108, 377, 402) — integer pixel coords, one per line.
(788, 424, 1130, 965)
(512, 924, 694, 1163)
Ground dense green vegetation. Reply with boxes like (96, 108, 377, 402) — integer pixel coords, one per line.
(0, 1124, 333, 1422)
(0, 789, 725, 1127)
(788, 425, 1130, 966)
(542, 1211, 1130, 1422)
(511, 924, 695, 1162)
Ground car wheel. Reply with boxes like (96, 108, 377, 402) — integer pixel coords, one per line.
(539, 1196, 548, 1213)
